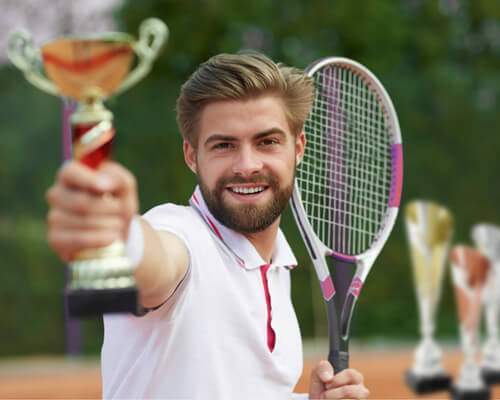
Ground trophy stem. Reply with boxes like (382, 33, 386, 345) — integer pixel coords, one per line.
(483, 266, 499, 342)
(66, 99, 138, 316)
(482, 299, 500, 374)
(418, 297, 435, 340)
(455, 325, 485, 393)
(485, 302, 499, 341)
(461, 325, 478, 365)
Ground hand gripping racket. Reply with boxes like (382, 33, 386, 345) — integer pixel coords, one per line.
(290, 57, 403, 373)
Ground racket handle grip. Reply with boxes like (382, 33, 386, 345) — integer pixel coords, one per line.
(329, 350, 349, 374)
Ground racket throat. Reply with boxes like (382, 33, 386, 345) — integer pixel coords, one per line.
(340, 293, 359, 340)
(326, 297, 349, 373)
(325, 256, 361, 370)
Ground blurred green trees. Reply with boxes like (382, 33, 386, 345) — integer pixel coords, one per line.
(0, 0, 499, 355)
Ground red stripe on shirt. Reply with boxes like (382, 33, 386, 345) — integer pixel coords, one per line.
(206, 215, 224, 242)
(260, 264, 276, 352)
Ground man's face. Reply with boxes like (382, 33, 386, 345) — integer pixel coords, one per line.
(184, 95, 305, 234)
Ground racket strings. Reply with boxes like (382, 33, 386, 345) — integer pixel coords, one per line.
(297, 65, 392, 255)
(303, 127, 391, 161)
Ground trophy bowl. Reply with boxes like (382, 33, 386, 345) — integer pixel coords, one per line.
(41, 36, 134, 100)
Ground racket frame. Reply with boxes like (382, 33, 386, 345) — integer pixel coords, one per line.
(291, 56, 403, 372)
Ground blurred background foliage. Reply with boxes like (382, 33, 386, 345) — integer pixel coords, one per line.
(0, 0, 499, 356)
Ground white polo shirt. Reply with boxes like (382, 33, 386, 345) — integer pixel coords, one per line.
(101, 186, 304, 399)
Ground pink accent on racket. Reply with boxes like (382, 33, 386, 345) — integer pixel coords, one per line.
(349, 277, 363, 298)
(389, 144, 403, 207)
(321, 276, 336, 300)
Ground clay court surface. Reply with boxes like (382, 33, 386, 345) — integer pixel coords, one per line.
(1, 346, 499, 399)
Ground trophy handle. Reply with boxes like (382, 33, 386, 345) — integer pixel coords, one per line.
(115, 18, 168, 96)
(7, 30, 59, 97)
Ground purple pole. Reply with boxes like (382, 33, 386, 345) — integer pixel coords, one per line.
(61, 97, 82, 355)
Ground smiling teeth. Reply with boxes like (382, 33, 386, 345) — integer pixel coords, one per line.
(231, 186, 265, 194)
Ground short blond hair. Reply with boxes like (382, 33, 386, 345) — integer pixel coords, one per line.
(176, 52, 315, 145)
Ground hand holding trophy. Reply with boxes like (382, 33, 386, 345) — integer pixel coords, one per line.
(472, 223, 500, 384)
(450, 245, 491, 400)
(7, 19, 168, 317)
(404, 200, 453, 393)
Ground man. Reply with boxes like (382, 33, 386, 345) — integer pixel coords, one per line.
(47, 52, 370, 399)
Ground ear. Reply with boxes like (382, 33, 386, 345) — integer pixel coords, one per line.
(183, 140, 197, 174)
(295, 131, 306, 166)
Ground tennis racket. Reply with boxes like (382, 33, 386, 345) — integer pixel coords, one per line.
(290, 57, 403, 373)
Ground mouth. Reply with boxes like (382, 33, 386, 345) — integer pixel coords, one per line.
(226, 184, 269, 197)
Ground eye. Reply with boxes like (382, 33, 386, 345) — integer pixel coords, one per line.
(259, 137, 280, 147)
(212, 142, 234, 150)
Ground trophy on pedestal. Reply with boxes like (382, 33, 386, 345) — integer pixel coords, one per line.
(472, 223, 500, 384)
(404, 200, 453, 393)
(7, 19, 168, 316)
(450, 245, 491, 400)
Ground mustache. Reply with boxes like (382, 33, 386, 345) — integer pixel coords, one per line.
(217, 174, 278, 187)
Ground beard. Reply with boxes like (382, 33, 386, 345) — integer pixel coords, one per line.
(198, 172, 294, 234)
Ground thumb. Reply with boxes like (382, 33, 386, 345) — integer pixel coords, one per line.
(97, 161, 134, 193)
(309, 360, 334, 399)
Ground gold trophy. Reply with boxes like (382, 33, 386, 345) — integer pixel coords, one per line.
(450, 245, 491, 400)
(7, 19, 168, 316)
(404, 200, 453, 393)
(472, 223, 500, 384)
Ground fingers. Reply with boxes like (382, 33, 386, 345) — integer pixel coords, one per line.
(46, 185, 122, 216)
(47, 208, 125, 232)
(309, 360, 334, 399)
(98, 162, 137, 196)
(323, 383, 370, 399)
(47, 228, 120, 262)
(47, 160, 138, 220)
(55, 160, 137, 196)
(57, 161, 113, 194)
(46, 160, 139, 262)
(324, 369, 369, 399)
(326, 368, 364, 389)
(98, 162, 138, 220)
(309, 363, 369, 400)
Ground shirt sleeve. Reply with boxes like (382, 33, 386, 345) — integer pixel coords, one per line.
(138, 203, 197, 314)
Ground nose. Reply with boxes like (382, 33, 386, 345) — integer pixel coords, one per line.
(231, 145, 263, 176)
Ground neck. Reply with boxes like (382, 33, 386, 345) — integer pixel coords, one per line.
(242, 218, 280, 264)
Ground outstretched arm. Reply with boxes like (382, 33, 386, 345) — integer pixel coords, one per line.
(46, 160, 189, 309)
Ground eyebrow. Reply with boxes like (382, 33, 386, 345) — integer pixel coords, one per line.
(203, 127, 287, 147)
(254, 128, 287, 140)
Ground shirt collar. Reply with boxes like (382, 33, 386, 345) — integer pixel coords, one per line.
(189, 185, 297, 270)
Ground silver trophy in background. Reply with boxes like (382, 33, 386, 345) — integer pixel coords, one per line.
(450, 245, 491, 400)
(472, 223, 500, 384)
(404, 200, 453, 393)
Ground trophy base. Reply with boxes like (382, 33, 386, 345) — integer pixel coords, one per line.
(405, 369, 451, 394)
(450, 384, 490, 400)
(66, 286, 139, 317)
(481, 367, 500, 385)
